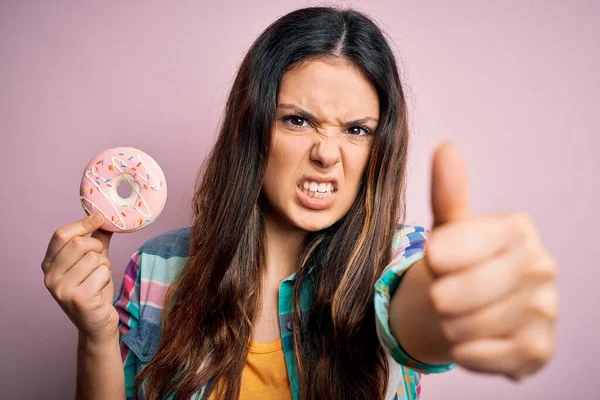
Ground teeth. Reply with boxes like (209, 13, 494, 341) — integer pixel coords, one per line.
(300, 180, 335, 194)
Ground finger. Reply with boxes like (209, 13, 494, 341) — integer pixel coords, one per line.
(450, 338, 521, 378)
(439, 282, 559, 342)
(430, 246, 524, 316)
(63, 251, 112, 287)
(425, 213, 533, 275)
(100, 277, 115, 307)
(44, 237, 104, 275)
(452, 320, 555, 380)
(91, 228, 113, 257)
(78, 263, 113, 297)
(431, 141, 470, 228)
(42, 213, 105, 268)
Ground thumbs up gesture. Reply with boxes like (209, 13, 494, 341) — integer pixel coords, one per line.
(424, 142, 559, 380)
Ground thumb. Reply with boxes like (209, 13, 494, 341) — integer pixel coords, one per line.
(431, 141, 470, 228)
(90, 215, 113, 257)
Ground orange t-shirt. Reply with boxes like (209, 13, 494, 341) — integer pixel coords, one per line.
(210, 339, 292, 399)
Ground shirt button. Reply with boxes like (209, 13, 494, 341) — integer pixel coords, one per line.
(142, 341, 150, 356)
(286, 321, 293, 331)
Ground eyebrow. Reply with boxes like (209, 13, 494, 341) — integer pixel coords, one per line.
(277, 103, 379, 127)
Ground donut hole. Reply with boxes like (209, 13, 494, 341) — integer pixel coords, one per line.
(117, 182, 133, 198)
(107, 174, 140, 207)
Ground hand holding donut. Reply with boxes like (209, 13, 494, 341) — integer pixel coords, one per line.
(42, 147, 168, 343)
(42, 214, 119, 344)
(424, 142, 559, 380)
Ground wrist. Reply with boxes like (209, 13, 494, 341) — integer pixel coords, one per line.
(78, 329, 120, 351)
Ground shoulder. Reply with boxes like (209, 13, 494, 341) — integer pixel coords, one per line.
(136, 226, 192, 279)
(391, 224, 429, 260)
(138, 227, 192, 259)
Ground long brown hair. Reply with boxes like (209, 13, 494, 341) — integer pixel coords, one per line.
(136, 7, 410, 399)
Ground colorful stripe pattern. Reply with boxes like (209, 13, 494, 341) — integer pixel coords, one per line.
(113, 225, 454, 399)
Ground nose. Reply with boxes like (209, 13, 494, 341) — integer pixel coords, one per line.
(310, 132, 341, 169)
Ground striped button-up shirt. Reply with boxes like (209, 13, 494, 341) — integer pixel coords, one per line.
(113, 225, 454, 400)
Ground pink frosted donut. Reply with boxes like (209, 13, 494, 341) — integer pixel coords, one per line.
(79, 147, 167, 233)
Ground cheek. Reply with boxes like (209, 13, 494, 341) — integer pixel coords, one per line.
(263, 133, 310, 197)
(342, 147, 371, 189)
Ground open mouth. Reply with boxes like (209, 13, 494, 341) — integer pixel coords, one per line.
(296, 179, 337, 210)
(297, 180, 336, 199)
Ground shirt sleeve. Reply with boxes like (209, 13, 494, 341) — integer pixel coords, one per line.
(113, 250, 142, 399)
(374, 225, 456, 374)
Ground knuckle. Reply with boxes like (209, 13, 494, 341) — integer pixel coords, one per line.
(71, 292, 88, 309)
(43, 275, 55, 291)
(511, 212, 534, 239)
(538, 252, 559, 279)
(522, 250, 558, 281)
(53, 286, 69, 303)
(85, 251, 100, 263)
(526, 292, 544, 318)
(96, 264, 111, 278)
(527, 287, 556, 319)
(523, 334, 554, 364)
(53, 228, 69, 244)
(71, 236, 85, 249)
(81, 218, 94, 231)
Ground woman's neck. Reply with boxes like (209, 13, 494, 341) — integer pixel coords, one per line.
(262, 211, 307, 284)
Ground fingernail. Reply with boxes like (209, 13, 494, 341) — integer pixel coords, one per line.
(91, 213, 103, 224)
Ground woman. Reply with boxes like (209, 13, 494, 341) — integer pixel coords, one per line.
(42, 7, 559, 400)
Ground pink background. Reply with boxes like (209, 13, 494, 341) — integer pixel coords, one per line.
(1, 1, 598, 398)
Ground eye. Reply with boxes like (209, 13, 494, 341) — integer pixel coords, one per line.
(283, 115, 311, 128)
(346, 126, 372, 136)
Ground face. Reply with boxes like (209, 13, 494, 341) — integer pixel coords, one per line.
(262, 58, 380, 232)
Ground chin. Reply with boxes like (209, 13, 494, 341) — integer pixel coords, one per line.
(289, 208, 339, 232)
(295, 220, 330, 232)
